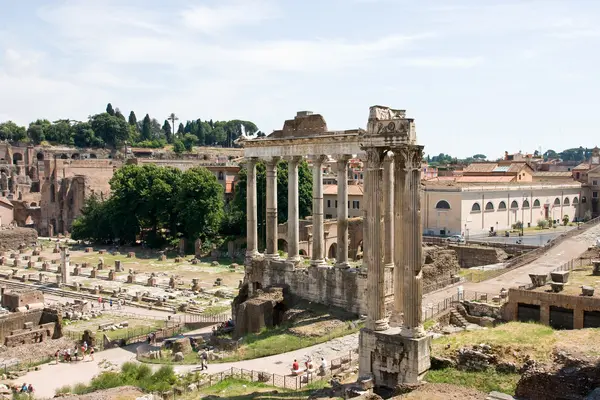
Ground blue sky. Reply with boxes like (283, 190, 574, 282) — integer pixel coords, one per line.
(1, 0, 599, 158)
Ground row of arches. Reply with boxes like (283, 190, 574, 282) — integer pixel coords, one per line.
(435, 197, 580, 212)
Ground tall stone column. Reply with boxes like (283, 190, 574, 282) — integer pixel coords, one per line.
(336, 155, 351, 268)
(401, 145, 425, 338)
(383, 153, 394, 268)
(286, 156, 302, 262)
(265, 157, 280, 259)
(245, 158, 260, 260)
(311, 155, 327, 266)
(391, 151, 406, 325)
(60, 246, 70, 284)
(364, 148, 388, 331)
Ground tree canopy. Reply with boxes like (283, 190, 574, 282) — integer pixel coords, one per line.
(0, 102, 262, 149)
(72, 164, 224, 248)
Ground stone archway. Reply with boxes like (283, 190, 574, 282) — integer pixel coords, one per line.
(299, 249, 307, 257)
(328, 242, 337, 260)
(277, 238, 288, 253)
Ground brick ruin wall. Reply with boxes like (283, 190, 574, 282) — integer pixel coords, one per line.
(448, 245, 508, 268)
(0, 227, 37, 251)
(0, 308, 61, 347)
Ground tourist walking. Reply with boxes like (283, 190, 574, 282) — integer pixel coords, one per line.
(90, 346, 95, 361)
(200, 349, 208, 370)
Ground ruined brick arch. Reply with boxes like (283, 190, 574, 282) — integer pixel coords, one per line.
(299, 249, 307, 256)
(328, 242, 337, 260)
(37, 152, 44, 161)
(89, 153, 97, 159)
(60, 154, 68, 159)
(30, 202, 37, 207)
(71, 153, 80, 159)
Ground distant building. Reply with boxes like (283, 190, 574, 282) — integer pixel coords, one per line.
(323, 184, 363, 219)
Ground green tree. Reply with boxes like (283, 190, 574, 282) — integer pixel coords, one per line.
(128, 111, 137, 126)
(177, 123, 184, 135)
(73, 122, 103, 148)
(182, 133, 197, 151)
(115, 108, 125, 121)
(26, 119, 51, 144)
(473, 154, 487, 160)
(71, 193, 114, 242)
(46, 120, 72, 145)
(90, 113, 129, 147)
(162, 120, 172, 143)
(141, 114, 152, 141)
(106, 103, 115, 116)
(0, 121, 26, 141)
(173, 139, 185, 154)
(175, 167, 224, 242)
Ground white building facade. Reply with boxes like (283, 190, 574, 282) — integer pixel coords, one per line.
(422, 183, 586, 237)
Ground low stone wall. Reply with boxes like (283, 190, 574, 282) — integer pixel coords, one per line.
(246, 258, 393, 316)
(449, 245, 508, 268)
(462, 300, 504, 320)
(0, 308, 61, 346)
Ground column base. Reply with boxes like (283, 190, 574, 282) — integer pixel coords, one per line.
(367, 318, 389, 331)
(264, 253, 280, 260)
(335, 261, 351, 269)
(359, 327, 431, 388)
(310, 259, 326, 267)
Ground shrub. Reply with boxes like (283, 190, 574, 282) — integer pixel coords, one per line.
(562, 215, 569, 226)
(512, 221, 523, 230)
(537, 219, 549, 229)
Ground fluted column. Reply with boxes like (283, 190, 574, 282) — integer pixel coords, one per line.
(391, 151, 406, 326)
(311, 155, 327, 266)
(265, 157, 280, 259)
(245, 158, 259, 260)
(286, 156, 302, 262)
(401, 145, 425, 338)
(336, 155, 351, 268)
(364, 148, 388, 331)
(383, 153, 394, 268)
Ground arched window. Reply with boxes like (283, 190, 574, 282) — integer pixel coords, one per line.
(523, 199, 530, 208)
(60, 154, 68, 159)
(573, 197, 579, 204)
(554, 197, 561, 206)
(435, 200, 451, 210)
(36, 152, 44, 161)
(471, 203, 481, 212)
(511, 200, 519, 209)
(533, 199, 540, 207)
(563, 198, 570, 206)
(485, 202, 494, 211)
(218, 171, 224, 180)
(498, 201, 507, 210)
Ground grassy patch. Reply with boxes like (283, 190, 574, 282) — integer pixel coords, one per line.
(63, 315, 166, 342)
(193, 378, 337, 400)
(55, 362, 178, 396)
(203, 305, 231, 316)
(432, 322, 555, 362)
(217, 321, 362, 363)
(423, 319, 436, 331)
(426, 368, 520, 395)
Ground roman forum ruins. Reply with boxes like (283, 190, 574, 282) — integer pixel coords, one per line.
(242, 105, 430, 388)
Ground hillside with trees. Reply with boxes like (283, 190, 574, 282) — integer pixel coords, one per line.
(0, 103, 264, 149)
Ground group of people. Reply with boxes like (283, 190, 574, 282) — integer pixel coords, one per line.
(146, 332, 157, 345)
(291, 356, 327, 375)
(54, 342, 94, 363)
(94, 297, 123, 310)
(16, 383, 34, 394)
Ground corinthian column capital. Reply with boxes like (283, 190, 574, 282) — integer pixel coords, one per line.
(310, 154, 329, 166)
(284, 156, 303, 165)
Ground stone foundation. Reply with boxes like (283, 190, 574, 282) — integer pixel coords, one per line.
(246, 258, 393, 315)
(358, 328, 431, 387)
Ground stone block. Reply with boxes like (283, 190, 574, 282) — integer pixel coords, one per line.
(0, 257, 4, 265)
(21, 274, 28, 282)
(98, 250, 106, 255)
(19, 248, 26, 254)
(73, 266, 81, 276)
(32, 249, 40, 256)
(550, 271, 570, 283)
(550, 282, 564, 292)
(108, 269, 116, 281)
(90, 268, 97, 278)
(13, 259, 20, 267)
(158, 255, 167, 261)
(9, 253, 17, 259)
(147, 277, 157, 287)
(175, 257, 182, 263)
(27, 261, 35, 268)
(593, 260, 600, 276)
(358, 328, 431, 387)
(41, 262, 49, 271)
(582, 286, 595, 296)
(53, 248, 60, 254)
(127, 274, 135, 284)
(22, 255, 30, 260)
(38, 256, 44, 262)
(529, 274, 548, 288)
(115, 260, 123, 272)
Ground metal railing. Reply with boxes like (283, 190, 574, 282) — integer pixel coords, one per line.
(519, 256, 594, 290)
(421, 290, 502, 322)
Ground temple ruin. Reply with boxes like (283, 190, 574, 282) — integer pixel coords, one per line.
(239, 106, 431, 388)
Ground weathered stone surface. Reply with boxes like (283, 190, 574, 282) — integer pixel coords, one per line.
(550, 271, 570, 283)
(582, 286, 595, 296)
(172, 338, 192, 355)
(529, 273, 548, 288)
(550, 282, 564, 292)
(173, 352, 184, 361)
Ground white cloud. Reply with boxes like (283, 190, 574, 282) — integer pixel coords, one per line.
(402, 56, 483, 68)
(181, 1, 279, 34)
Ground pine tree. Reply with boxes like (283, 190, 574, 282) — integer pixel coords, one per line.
(162, 120, 172, 143)
(177, 123, 185, 135)
(142, 114, 152, 141)
(106, 103, 115, 116)
(128, 111, 137, 126)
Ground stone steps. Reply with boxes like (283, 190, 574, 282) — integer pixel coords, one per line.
(449, 308, 468, 328)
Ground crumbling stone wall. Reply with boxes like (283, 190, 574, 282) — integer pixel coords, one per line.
(246, 258, 393, 316)
(0, 227, 37, 251)
(233, 287, 284, 338)
(422, 246, 461, 290)
(449, 245, 508, 268)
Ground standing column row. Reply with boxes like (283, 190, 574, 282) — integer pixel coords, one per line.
(265, 157, 280, 259)
(336, 155, 351, 268)
(311, 155, 328, 266)
(245, 158, 259, 260)
(286, 156, 302, 262)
